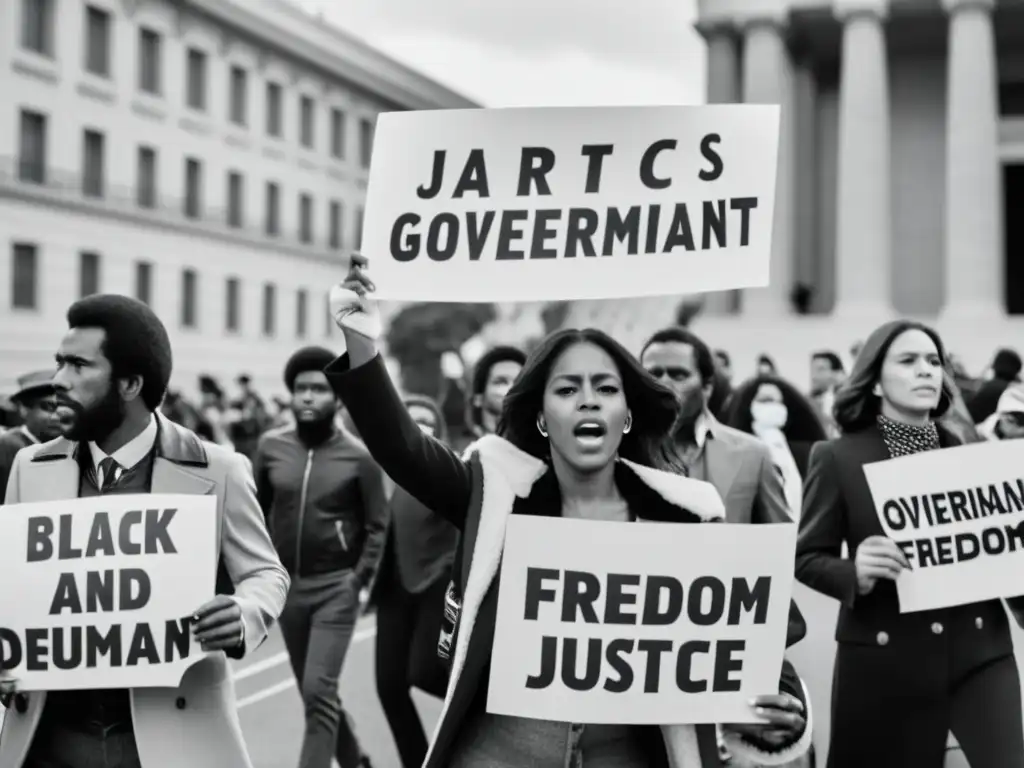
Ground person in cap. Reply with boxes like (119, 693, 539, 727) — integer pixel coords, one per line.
(979, 383, 1024, 441)
(253, 346, 387, 768)
(0, 370, 61, 500)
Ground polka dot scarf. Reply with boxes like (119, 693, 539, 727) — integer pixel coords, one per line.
(877, 414, 940, 458)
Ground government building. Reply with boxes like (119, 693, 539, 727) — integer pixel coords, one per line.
(0, 0, 475, 398)
(568, 0, 1024, 380)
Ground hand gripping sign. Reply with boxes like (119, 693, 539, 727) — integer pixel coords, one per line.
(0, 494, 216, 690)
(487, 516, 797, 725)
(863, 439, 1024, 613)
(360, 105, 780, 302)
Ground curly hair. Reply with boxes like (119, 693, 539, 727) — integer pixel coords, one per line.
(724, 374, 828, 444)
(833, 319, 953, 434)
(499, 328, 683, 471)
(67, 294, 172, 411)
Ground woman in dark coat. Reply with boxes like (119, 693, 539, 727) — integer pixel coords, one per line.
(324, 254, 812, 768)
(371, 394, 459, 768)
(795, 319, 1024, 768)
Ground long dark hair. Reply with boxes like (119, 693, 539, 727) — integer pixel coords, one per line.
(498, 328, 683, 471)
(724, 374, 828, 444)
(833, 319, 954, 434)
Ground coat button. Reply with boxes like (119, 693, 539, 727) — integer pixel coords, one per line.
(876, 631, 889, 646)
(931, 622, 944, 635)
(175, 697, 186, 710)
(976, 617, 984, 629)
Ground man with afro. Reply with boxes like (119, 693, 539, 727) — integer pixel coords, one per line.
(253, 345, 387, 768)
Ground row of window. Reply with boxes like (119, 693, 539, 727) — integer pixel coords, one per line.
(17, 109, 365, 248)
(10, 243, 334, 338)
(20, 0, 376, 166)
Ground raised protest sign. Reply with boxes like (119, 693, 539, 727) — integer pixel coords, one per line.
(361, 105, 780, 302)
(487, 516, 797, 724)
(0, 494, 217, 690)
(864, 440, 1024, 613)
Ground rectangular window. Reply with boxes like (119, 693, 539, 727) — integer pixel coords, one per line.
(299, 193, 313, 244)
(84, 5, 111, 77)
(137, 145, 157, 208)
(181, 269, 198, 328)
(300, 95, 315, 149)
(265, 181, 280, 235)
(21, 0, 54, 57)
(12, 243, 38, 310)
(328, 200, 342, 249)
(186, 48, 207, 111)
(330, 108, 345, 159)
(296, 289, 307, 337)
(18, 109, 46, 184)
(135, 261, 153, 305)
(229, 65, 247, 126)
(227, 171, 244, 228)
(82, 129, 105, 198)
(225, 277, 240, 332)
(79, 251, 100, 297)
(266, 82, 282, 137)
(262, 283, 276, 336)
(138, 27, 162, 94)
(359, 117, 374, 169)
(184, 157, 201, 218)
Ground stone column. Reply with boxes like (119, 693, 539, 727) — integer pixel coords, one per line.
(939, 0, 1004, 322)
(832, 0, 893, 320)
(740, 15, 795, 318)
(699, 21, 742, 315)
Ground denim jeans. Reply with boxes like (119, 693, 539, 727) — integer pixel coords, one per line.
(24, 723, 141, 768)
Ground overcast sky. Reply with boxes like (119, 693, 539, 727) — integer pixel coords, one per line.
(290, 0, 707, 108)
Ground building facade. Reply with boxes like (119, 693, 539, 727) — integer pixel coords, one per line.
(570, 0, 1024, 381)
(0, 0, 476, 399)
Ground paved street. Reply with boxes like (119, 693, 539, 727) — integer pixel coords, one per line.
(232, 614, 442, 768)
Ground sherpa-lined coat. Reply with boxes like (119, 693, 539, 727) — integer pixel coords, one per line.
(327, 353, 813, 768)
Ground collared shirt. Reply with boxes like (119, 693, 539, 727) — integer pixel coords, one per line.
(679, 412, 716, 480)
(88, 415, 158, 487)
(19, 425, 41, 445)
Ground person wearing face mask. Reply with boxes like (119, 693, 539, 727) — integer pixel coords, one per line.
(977, 383, 1024, 441)
(796, 319, 1024, 768)
(321, 254, 813, 768)
(371, 394, 459, 768)
(723, 375, 828, 521)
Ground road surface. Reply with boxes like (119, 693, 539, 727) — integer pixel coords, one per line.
(232, 614, 441, 768)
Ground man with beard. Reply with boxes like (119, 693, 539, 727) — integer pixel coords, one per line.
(0, 370, 62, 499)
(0, 294, 289, 768)
(438, 345, 526, 665)
(253, 346, 387, 768)
(640, 328, 790, 525)
(641, 328, 802, 766)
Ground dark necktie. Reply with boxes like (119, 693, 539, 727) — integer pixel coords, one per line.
(98, 456, 121, 492)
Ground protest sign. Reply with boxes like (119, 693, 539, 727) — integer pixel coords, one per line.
(863, 440, 1024, 613)
(487, 516, 797, 725)
(361, 105, 780, 302)
(0, 494, 217, 690)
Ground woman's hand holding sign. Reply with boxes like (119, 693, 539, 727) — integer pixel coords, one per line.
(854, 535, 911, 595)
(330, 253, 381, 369)
(723, 692, 806, 747)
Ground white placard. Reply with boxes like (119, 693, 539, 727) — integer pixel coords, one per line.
(0, 494, 217, 690)
(361, 105, 779, 302)
(863, 440, 1024, 613)
(487, 516, 797, 724)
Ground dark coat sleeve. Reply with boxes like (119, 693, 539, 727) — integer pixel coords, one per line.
(354, 449, 389, 587)
(252, 435, 274, 525)
(325, 353, 473, 530)
(795, 440, 859, 607)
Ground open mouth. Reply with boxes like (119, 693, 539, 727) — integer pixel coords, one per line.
(573, 421, 607, 448)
